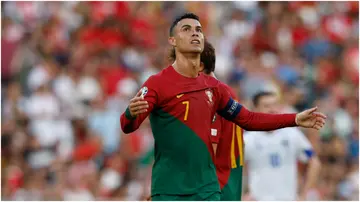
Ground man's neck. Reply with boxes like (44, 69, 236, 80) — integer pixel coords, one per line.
(173, 52, 200, 78)
(209, 72, 217, 79)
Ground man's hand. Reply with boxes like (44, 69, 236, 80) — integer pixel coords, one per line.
(295, 107, 326, 130)
(129, 89, 149, 117)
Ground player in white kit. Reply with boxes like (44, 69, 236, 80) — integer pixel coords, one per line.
(244, 91, 321, 201)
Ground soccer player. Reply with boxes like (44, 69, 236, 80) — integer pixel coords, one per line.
(199, 40, 244, 201)
(244, 91, 321, 201)
(120, 13, 326, 201)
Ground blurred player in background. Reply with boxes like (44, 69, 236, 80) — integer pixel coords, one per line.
(199, 40, 244, 201)
(244, 92, 321, 201)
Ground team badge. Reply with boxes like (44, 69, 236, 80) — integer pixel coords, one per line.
(205, 89, 213, 105)
(140, 86, 148, 98)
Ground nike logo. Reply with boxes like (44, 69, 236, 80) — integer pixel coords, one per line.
(176, 94, 184, 98)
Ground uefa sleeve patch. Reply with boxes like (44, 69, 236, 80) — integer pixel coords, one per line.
(140, 86, 148, 98)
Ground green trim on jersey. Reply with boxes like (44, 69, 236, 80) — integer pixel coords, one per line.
(125, 107, 136, 120)
(220, 158, 243, 201)
(150, 109, 219, 195)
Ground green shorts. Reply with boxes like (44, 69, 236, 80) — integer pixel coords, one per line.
(152, 191, 221, 201)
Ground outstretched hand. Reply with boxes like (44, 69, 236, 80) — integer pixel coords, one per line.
(128, 89, 149, 117)
(295, 107, 327, 130)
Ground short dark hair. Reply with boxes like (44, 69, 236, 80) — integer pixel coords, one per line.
(201, 40, 216, 74)
(252, 91, 276, 107)
(169, 12, 200, 36)
(169, 47, 176, 62)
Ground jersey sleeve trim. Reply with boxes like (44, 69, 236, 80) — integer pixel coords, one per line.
(125, 107, 136, 120)
(304, 149, 314, 158)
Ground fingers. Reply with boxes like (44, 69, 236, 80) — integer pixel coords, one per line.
(316, 116, 326, 125)
(132, 90, 144, 103)
(307, 107, 318, 114)
(135, 109, 148, 115)
(315, 121, 324, 128)
(312, 118, 326, 130)
(129, 100, 149, 116)
(313, 112, 327, 119)
(130, 96, 146, 104)
(136, 89, 143, 97)
(313, 124, 322, 130)
(130, 102, 149, 111)
(130, 108, 148, 117)
(309, 111, 327, 131)
(129, 89, 149, 116)
(298, 107, 327, 130)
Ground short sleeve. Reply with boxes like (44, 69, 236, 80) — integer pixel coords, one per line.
(293, 128, 314, 163)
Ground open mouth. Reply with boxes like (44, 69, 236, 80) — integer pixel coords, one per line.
(191, 39, 200, 44)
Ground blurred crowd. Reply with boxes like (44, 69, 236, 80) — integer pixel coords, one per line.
(1, 1, 358, 201)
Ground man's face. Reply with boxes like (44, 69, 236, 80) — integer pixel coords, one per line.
(169, 18, 204, 54)
(255, 95, 279, 114)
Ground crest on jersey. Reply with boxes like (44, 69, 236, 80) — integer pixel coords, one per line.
(140, 86, 148, 98)
(205, 89, 213, 105)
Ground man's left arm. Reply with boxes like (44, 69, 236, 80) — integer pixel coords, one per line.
(215, 83, 297, 131)
(215, 83, 326, 131)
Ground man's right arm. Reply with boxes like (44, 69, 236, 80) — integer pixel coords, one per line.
(120, 77, 158, 134)
(120, 104, 154, 134)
